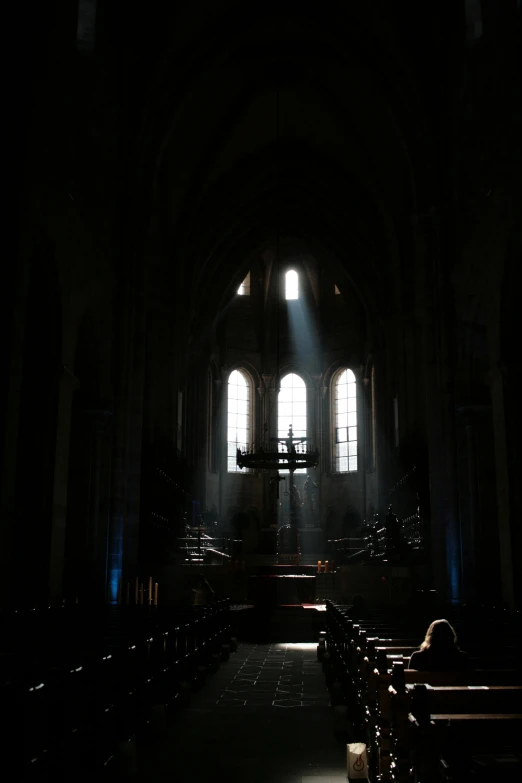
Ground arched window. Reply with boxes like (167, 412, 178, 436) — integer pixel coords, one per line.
(285, 269, 298, 300)
(237, 271, 250, 295)
(334, 368, 357, 472)
(227, 369, 251, 472)
(278, 373, 306, 473)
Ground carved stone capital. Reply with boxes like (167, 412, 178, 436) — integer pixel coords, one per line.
(262, 374, 276, 392)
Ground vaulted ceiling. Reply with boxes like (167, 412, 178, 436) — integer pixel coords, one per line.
(133, 2, 447, 337)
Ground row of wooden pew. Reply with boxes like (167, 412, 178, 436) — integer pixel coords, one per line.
(0, 600, 235, 779)
(320, 601, 522, 782)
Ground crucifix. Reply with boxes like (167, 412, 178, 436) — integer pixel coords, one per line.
(271, 424, 308, 461)
(270, 425, 308, 513)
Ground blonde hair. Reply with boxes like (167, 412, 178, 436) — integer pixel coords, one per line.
(420, 618, 458, 651)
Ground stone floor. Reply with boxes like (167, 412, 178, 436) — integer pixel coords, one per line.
(136, 643, 347, 782)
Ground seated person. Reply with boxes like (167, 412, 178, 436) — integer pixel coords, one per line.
(408, 618, 472, 671)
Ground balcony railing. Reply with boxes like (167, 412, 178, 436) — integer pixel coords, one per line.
(176, 532, 242, 566)
(328, 513, 425, 564)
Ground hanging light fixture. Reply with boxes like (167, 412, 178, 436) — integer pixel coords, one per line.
(236, 77, 319, 479)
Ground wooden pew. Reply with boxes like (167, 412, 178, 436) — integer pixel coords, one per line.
(0, 601, 235, 780)
(389, 682, 522, 783)
(409, 713, 522, 783)
(323, 600, 521, 779)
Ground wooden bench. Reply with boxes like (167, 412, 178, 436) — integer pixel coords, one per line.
(323, 600, 521, 782)
(0, 601, 234, 779)
(388, 683, 522, 782)
(409, 713, 522, 783)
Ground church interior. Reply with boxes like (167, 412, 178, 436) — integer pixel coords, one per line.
(2, 1, 522, 780)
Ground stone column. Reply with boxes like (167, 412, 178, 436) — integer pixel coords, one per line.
(0, 246, 30, 608)
(417, 213, 462, 602)
(215, 378, 225, 516)
(48, 365, 80, 603)
(456, 406, 479, 602)
(311, 374, 325, 525)
(107, 268, 136, 604)
(256, 380, 268, 521)
(194, 356, 210, 514)
(464, 416, 478, 595)
(86, 409, 112, 603)
(489, 365, 516, 607)
(263, 373, 277, 444)
(360, 370, 370, 524)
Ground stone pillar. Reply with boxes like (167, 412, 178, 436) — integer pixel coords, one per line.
(456, 406, 479, 602)
(107, 263, 143, 604)
(0, 247, 30, 608)
(312, 374, 325, 525)
(48, 365, 80, 603)
(216, 378, 225, 517)
(256, 380, 268, 521)
(490, 365, 516, 607)
(85, 410, 112, 603)
(360, 370, 371, 524)
(464, 417, 478, 594)
(263, 373, 278, 443)
(194, 356, 210, 514)
(417, 213, 462, 602)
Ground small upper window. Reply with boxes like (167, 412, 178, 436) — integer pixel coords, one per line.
(285, 270, 298, 300)
(334, 284, 341, 295)
(237, 272, 251, 296)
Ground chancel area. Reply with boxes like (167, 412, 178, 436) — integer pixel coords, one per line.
(2, 1, 522, 780)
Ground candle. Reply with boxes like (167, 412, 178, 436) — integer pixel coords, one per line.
(126, 583, 130, 605)
(325, 560, 329, 573)
(317, 560, 322, 573)
(135, 577, 139, 604)
(140, 584, 144, 605)
(154, 583, 158, 606)
(148, 576, 153, 605)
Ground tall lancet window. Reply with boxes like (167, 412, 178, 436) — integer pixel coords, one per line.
(278, 373, 307, 473)
(227, 369, 251, 472)
(334, 368, 357, 472)
(285, 269, 298, 300)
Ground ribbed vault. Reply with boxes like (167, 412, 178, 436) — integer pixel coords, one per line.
(132, 1, 439, 349)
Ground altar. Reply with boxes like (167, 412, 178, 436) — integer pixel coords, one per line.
(247, 565, 316, 605)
